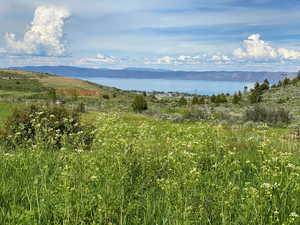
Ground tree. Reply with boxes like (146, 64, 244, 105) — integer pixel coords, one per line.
(48, 88, 57, 103)
(283, 77, 290, 87)
(192, 96, 199, 105)
(238, 91, 242, 98)
(178, 96, 187, 106)
(198, 97, 205, 104)
(260, 79, 270, 90)
(249, 91, 262, 104)
(132, 95, 148, 113)
(254, 82, 260, 91)
(232, 93, 240, 104)
(211, 95, 216, 103)
(215, 94, 227, 103)
(76, 101, 86, 113)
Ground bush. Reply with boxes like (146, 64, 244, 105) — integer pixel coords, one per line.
(248, 91, 263, 104)
(178, 97, 187, 106)
(192, 96, 199, 105)
(192, 96, 205, 105)
(244, 105, 291, 125)
(132, 95, 148, 112)
(0, 105, 96, 150)
(76, 101, 86, 113)
(232, 93, 241, 104)
(182, 107, 211, 121)
(102, 94, 110, 99)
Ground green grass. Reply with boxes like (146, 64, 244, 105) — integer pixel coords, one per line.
(1, 112, 300, 224)
(0, 101, 25, 126)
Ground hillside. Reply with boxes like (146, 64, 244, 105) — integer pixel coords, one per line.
(0, 69, 141, 116)
(0, 69, 120, 94)
(10, 66, 296, 82)
(1, 68, 300, 127)
(1, 69, 300, 225)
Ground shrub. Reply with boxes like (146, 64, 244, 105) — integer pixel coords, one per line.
(76, 101, 86, 113)
(132, 95, 148, 112)
(178, 97, 187, 106)
(0, 105, 96, 150)
(248, 90, 263, 104)
(47, 88, 57, 103)
(102, 94, 110, 99)
(192, 96, 206, 105)
(232, 93, 241, 104)
(244, 105, 290, 125)
(192, 96, 199, 105)
(182, 107, 211, 121)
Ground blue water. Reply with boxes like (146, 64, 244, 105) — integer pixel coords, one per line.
(81, 77, 253, 95)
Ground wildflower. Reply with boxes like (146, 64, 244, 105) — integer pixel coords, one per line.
(91, 175, 97, 180)
(261, 183, 272, 189)
(290, 212, 299, 218)
(287, 163, 296, 169)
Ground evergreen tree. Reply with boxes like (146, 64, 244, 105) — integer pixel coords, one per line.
(48, 88, 57, 103)
(198, 97, 205, 104)
(211, 95, 216, 103)
(260, 79, 270, 90)
(132, 95, 148, 112)
(192, 96, 199, 105)
(249, 91, 263, 104)
(238, 91, 242, 98)
(283, 77, 290, 86)
(178, 96, 187, 106)
(232, 93, 240, 104)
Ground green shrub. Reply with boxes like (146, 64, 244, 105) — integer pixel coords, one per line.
(192, 96, 206, 105)
(192, 96, 199, 105)
(232, 93, 241, 104)
(244, 105, 290, 125)
(0, 105, 95, 150)
(248, 90, 263, 103)
(132, 95, 148, 112)
(102, 94, 110, 99)
(76, 101, 86, 113)
(178, 96, 187, 106)
(182, 107, 211, 121)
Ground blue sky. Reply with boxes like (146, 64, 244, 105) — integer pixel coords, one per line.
(0, 0, 300, 71)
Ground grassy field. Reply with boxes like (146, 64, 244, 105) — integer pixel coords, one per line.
(1, 70, 300, 224)
(1, 112, 300, 224)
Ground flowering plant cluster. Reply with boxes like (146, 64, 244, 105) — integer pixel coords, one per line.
(1, 105, 96, 151)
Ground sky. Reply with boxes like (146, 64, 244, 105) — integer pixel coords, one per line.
(0, 0, 300, 71)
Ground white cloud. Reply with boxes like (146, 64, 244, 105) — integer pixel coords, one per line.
(277, 48, 300, 60)
(154, 55, 206, 65)
(210, 55, 231, 63)
(4, 6, 70, 56)
(156, 56, 176, 64)
(234, 34, 300, 60)
(78, 53, 118, 65)
(154, 54, 232, 65)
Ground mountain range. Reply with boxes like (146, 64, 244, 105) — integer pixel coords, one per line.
(9, 66, 297, 82)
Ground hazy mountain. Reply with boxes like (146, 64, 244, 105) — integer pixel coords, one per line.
(9, 66, 296, 82)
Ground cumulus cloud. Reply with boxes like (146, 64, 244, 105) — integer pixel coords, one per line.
(78, 53, 118, 65)
(234, 34, 300, 60)
(210, 55, 231, 64)
(4, 6, 70, 56)
(152, 54, 232, 65)
(156, 56, 175, 64)
(154, 55, 205, 65)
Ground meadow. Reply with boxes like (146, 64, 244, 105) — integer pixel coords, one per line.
(1, 111, 300, 225)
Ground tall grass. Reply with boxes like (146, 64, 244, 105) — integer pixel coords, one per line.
(1, 113, 300, 224)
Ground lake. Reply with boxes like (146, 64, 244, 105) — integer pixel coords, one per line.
(81, 77, 253, 95)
